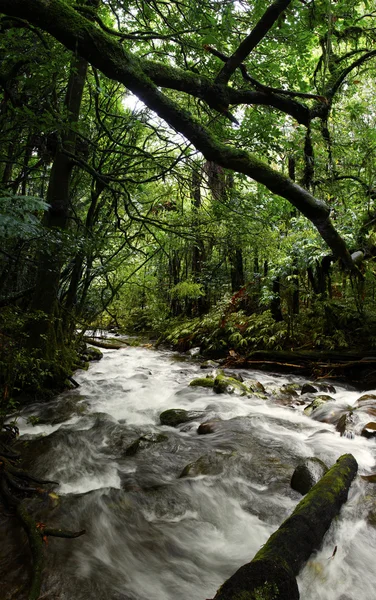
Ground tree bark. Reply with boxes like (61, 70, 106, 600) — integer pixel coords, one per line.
(214, 454, 358, 600)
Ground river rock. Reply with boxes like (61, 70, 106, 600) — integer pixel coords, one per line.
(243, 379, 266, 394)
(188, 346, 201, 357)
(301, 382, 336, 395)
(85, 345, 103, 361)
(291, 457, 329, 495)
(301, 382, 318, 394)
(213, 374, 251, 395)
(355, 394, 376, 417)
(125, 433, 168, 456)
(179, 451, 232, 478)
(197, 421, 220, 435)
(160, 408, 204, 427)
(200, 360, 220, 369)
(223, 370, 244, 382)
(281, 383, 300, 396)
(336, 412, 357, 439)
(361, 422, 376, 438)
(304, 395, 335, 417)
(189, 377, 214, 388)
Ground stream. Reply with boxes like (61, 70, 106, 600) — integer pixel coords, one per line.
(3, 344, 376, 600)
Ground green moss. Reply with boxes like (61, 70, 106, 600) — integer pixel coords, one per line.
(189, 377, 214, 388)
(213, 374, 251, 395)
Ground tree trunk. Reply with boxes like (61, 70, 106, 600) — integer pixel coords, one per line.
(214, 454, 358, 600)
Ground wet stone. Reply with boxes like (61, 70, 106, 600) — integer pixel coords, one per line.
(160, 408, 204, 427)
(361, 422, 376, 439)
(197, 421, 220, 435)
(304, 395, 335, 417)
(336, 412, 357, 439)
(291, 457, 328, 495)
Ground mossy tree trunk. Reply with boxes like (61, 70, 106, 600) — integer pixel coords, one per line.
(27, 0, 100, 360)
(214, 454, 358, 600)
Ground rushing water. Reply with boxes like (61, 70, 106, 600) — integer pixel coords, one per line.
(5, 344, 376, 600)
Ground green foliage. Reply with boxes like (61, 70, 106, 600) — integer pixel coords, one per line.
(0, 193, 49, 239)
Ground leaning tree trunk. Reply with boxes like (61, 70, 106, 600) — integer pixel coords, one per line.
(214, 454, 358, 600)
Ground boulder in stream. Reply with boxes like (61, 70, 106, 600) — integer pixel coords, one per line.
(304, 395, 335, 417)
(291, 457, 329, 495)
(213, 374, 251, 395)
(336, 412, 357, 439)
(160, 408, 204, 427)
(361, 422, 376, 439)
(197, 421, 220, 435)
(301, 382, 336, 395)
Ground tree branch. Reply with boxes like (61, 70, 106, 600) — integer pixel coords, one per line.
(215, 0, 294, 84)
(0, 0, 355, 268)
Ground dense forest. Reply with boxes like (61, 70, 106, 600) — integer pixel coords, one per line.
(2, 0, 376, 413)
(2, 2, 376, 600)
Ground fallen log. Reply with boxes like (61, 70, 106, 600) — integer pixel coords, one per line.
(214, 453, 358, 600)
(223, 350, 376, 389)
(83, 336, 124, 349)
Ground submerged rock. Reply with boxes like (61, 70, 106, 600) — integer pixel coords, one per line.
(160, 408, 204, 427)
(179, 451, 232, 478)
(125, 433, 168, 456)
(291, 457, 329, 495)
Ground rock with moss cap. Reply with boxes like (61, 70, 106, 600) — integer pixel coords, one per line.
(213, 374, 252, 395)
(189, 377, 214, 389)
(304, 394, 335, 417)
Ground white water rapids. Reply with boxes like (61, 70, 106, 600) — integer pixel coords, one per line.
(9, 345, 376, 600)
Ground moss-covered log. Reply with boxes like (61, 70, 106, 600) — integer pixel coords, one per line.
(214, 453, 358, 600)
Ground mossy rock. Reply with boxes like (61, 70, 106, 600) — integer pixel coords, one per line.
(213, 374, 251, 395)
(85, 346, 103, 361)
(280, 383, 300, 396)
(160, 408, 204, 427)
(304, 395, 335, 416)
(291, 457, 329, 495)
(200, 360, 220, 369)
(189, 377, 214, 388)
(244, 379, 266, 394)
